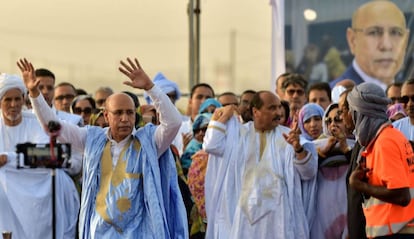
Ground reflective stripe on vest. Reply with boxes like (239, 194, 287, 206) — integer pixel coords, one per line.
(364, 188, 414, 237)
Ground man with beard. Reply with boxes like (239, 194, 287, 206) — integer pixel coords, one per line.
(0, 73, 79, 238)
(203, 90, 317, 239)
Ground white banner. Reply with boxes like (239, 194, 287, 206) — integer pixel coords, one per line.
(270, 0, 286, 92)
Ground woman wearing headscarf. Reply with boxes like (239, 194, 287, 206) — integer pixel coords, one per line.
(310, 103, 355, 239)
(198, 98, 222, 114)
(70, 95, 96, 126)
(183, 113, 213, 238)
(386, 103, 407, 122)
(298, 103, 325, 141)
(296, 102, 325, 234)
(89, 108, 108, 127)
(181, 113, 212, 175)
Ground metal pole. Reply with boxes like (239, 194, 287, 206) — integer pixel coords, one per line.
(188, 0, 195, 91)
(194, 0, 201, 86)
(52, 169, 56, 239)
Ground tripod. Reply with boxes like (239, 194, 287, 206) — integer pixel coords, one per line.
(15, 121, 70, 239)
(48, 121, 61, 239)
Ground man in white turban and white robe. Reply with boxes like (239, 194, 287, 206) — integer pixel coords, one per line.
(203, 91, 318, 239)
(0, 73, 80, 238)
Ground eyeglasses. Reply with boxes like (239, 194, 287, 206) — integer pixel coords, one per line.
(325, 115, 342, 125)
(352, 26, 407, 40)
(54, 94, 75, 101)
(400, 95, 414, 104)
(96, 99, 106, 105)
(286, 89, 305, 96)
(389, 97, 402, 104)
(73, 107, 92, 114)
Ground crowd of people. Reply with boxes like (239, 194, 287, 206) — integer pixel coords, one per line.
(0, 1, 413, 239)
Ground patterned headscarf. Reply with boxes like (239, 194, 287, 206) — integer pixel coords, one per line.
(192, 113, 212, 134)
(347, 82, 390, 146)
(298, 103, 325, 140)
(386, 103, 407, 119)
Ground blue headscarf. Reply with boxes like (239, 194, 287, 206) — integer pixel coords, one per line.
(192, 113, 212, 134)
(198, 98, 222, 114)
(298, 103, 325, 140)
(144, 72, 181, 104)
(181, 113, 212, 170)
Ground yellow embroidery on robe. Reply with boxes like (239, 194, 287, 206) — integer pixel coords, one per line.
(117, 197, 132, 213)
(95, 138, 142, 226)
(96, 142, 116, 223)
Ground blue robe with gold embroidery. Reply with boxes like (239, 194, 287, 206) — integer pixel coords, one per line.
(79, 125, 188, 239)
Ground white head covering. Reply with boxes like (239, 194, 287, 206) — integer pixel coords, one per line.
(0, 73, 26, 100)
(331, 85, 346, 103)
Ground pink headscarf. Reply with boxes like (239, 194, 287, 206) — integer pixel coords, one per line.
(386, 103, 407, 119)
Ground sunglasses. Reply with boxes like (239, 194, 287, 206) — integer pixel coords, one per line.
(73, 107, 92, 114)
(96, 99, 106, 105)
(400, 95, 414, 104)
(325, 115, 342, 125)
(286, 89, 305, 96)
(55, 94, 75, 101)
(389, 97, 402, 104)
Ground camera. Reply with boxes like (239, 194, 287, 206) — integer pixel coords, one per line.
(16, 142, 71, 169)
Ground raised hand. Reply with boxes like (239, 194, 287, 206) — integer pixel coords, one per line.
(211, 105, 238, 123)
(118, 57, 154, 91)
(330, 125, 350, 153)
(283, 116, 302, 151)
(317, 136, 337, 158)
(16, 58, 40, 97)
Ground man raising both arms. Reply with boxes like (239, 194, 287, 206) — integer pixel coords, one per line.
(18, 57, 188, 239)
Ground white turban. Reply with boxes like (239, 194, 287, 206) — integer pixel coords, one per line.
(0, 73, 26, 100)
